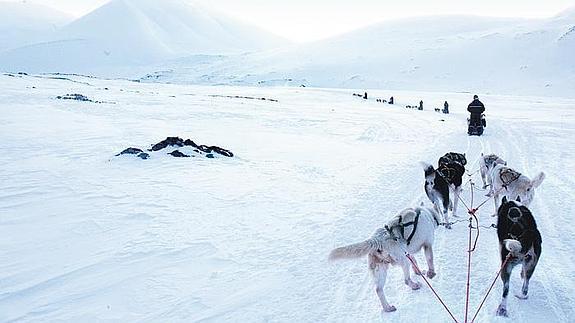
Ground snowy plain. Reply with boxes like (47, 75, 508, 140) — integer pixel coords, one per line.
(1, 73, 574, 322)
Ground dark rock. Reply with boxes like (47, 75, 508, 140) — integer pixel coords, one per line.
(138, 153, 150, 159)
(211, 146, 234, 157)
(184, 139, 198, 147)
(150, 137, 185, 151)
(116, 147, 144, 156)
(206, 154, 215, 158)
(168, 150, 190, 158)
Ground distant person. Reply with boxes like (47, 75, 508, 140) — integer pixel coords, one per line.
(389, 96, 394, 104)
(467, 95, 485, 121)
(443, 101, 449, 114)
(419, 100, 423, 110)
(363, 92, 368, 100)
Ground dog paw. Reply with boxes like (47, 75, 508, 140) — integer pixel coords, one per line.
(496, 305, 508, 317)
(409, 281, 421, 290)
(426, 270, 436, 279)
(515, 293, 528, 300)
(383, 305, 397, 312)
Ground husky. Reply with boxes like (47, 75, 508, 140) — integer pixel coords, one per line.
(496, 196, 542, 317)
(329, 206, 441, 312)
(422, 155, 466, 228)
(488, 164, 545, 214)
(479, 153, 507, 189)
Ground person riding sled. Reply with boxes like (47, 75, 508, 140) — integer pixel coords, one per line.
(467, 95, 486, 135)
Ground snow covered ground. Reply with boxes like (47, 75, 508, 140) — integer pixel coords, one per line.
(1, 73, 574, 322)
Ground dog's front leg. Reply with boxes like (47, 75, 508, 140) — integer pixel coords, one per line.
(481, 169, 488, 189)
(423, 244, 436, 279)
(370, 255, 396, 312)
(401, 257, 421, 290)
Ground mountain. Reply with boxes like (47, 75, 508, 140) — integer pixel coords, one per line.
(0, 0, 287, 74)
(147, 10, 575, 97)
(0, 1, 72, 51)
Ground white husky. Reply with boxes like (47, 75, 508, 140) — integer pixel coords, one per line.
(488, 164, 545, 214)
(329, 206, 441, 312)
(479, 153, 507, 189)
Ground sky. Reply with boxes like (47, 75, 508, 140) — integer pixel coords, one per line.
(9, 0, 575, 42)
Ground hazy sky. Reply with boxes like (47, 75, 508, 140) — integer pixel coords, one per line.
(12, 0, 575, 41)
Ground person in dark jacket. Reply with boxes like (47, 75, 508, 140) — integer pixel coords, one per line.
(389, 96, 394, 104)
(467, 95, 485, 121)
(443, 101, 449, 114)
(419, 100, 423, 110)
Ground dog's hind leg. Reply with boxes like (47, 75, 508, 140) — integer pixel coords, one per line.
(497, 253, 517, 317)
(491, 191, 501, 217)
(423, 244, 436, 279)
(516, 252, 539, 300)
(370, 255, 396, 312)
(400, 257, 421, 290)
(452, 185, 462, 217)
(442, 198, 451, 229)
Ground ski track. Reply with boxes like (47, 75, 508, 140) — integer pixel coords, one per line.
(0, 74, 574, 322)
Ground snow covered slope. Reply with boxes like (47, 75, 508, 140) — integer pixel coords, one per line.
(1, 73, 574, 322)
(0, 1, 72, 51)
(146, 10, 575, 97)
(0, 0, 286, 73)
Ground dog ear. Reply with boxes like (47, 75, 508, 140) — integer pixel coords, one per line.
(516, 196, 521, 202)
(502, 196, 508, 204)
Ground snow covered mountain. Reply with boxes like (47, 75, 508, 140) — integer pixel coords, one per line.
(0, 0, 287, 73)
(147, 9, 575, 97)
(0, 1, 72, 51)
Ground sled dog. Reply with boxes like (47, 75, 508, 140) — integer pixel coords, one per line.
(329, 206, 441, 312)
(495, 196, 542, 317)
(422, 153, 466, 227)
(488, 164, 545, 214)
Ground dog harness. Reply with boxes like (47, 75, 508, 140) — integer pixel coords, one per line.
(385, 209, 423, 246)
(439, 152, 467, 167)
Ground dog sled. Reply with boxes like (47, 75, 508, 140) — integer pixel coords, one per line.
(467, 114, 486, 136)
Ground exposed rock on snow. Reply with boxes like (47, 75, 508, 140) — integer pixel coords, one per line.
(118, 137, 234, 159)
(56, 93, 102, 103)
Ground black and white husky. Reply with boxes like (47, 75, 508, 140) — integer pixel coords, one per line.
(488, 164, 545, 214)
(329, 206, 441, 312)
(422, 153, 466, 228)
(479, 153, 507, 189)
(496, 197, 542, 317)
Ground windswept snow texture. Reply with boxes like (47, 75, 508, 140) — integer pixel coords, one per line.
(1, 74, 575, 322)
(0, 1, 72, 51)
(145, 10, 575, 98)
(0, 0, 286, 73)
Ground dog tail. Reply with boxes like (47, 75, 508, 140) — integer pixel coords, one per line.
(503, 239, 522, 255)
(531, 172, 545, 188)
(420, 162, 435, 176)
(329, 239, 378, 261)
